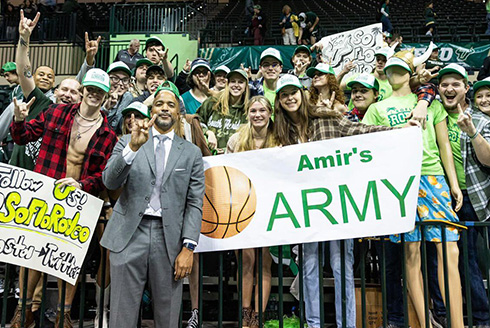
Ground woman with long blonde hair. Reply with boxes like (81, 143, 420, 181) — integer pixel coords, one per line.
(226, 96, 278, 328)
(198, 69, 250, 154)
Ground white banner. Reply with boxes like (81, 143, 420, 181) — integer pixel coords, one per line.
(320, 23, 384, 79)
(197, 128, 423, 252)
(0, 164, 102, 284)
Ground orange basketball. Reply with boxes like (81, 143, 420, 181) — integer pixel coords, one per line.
(201, 166, 257, 239)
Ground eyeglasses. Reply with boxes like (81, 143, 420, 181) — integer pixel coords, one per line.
(110, 76, 130, 85)
(261, 62, 280, 69)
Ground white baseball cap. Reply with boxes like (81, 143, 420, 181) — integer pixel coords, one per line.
(347, 73, 380, 91)
(276, 74, 302, 94)
(384, 57, 412, 74)
(214, 65, 231, 75)
(438, 63, 468, 81)
(260, 48, 283, 64)
(82, 68, 111, 93)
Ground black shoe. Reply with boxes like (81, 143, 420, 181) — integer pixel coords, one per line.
(430, 310, 447, 328)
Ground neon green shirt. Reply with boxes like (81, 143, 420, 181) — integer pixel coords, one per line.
(362, 93, 447, 176)
(447, 112, 467, 189)
(263, 82, 276, 108)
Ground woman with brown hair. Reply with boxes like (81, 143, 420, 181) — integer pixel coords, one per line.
(227, 96, 278, 328)
(307, 63, 347, 113)
(273, 73, 418, 328)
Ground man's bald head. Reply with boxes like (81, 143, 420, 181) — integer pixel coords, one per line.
(54, 78, 81, 104)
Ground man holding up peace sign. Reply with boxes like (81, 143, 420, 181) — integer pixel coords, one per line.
(101, 81, 204, 328)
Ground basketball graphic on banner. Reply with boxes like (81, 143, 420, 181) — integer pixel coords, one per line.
(201, 166, 257, 239)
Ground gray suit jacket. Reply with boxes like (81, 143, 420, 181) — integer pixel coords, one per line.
(100, 132, 205, 265)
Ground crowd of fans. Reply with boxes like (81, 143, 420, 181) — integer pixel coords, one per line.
(0, 2, 490, 328)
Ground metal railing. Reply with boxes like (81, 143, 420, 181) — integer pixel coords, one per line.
(109, 3, 208, 40)
(1, 220, 489, 327)
(0, 13, 79, 43)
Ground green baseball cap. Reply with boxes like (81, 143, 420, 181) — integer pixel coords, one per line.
(384, 57, 412, 74)
(122, 101, 151, 119)
(276, 74, 303, 94)
(154, 80, 181, 99)
(1, 62, 16, 75)
(133, 58, 153, 76)
(82, 68, 111, 93)
(253, 4, 261, 10)
(306, 63, 335, 77)
(293, 45, 311, 56)
(107, 61, 132, 77)
(145, 36, 165, 51)
(260, 48, 283, 64)
(347, 73, 380, 91)
(226, 69, 248, 80)
(473, 76, 490, 95)
(438, 63, 468, 81)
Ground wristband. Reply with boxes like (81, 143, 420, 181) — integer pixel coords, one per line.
(469, 131, 479, 140)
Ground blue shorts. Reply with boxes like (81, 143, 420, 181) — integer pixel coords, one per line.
(391, 175, 460, 243)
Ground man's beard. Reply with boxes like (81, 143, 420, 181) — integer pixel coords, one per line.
(155, 115, 176, 131)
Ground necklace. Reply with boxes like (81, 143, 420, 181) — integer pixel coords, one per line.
(77, 109, 101, 122)
(72, 114, 101, 142)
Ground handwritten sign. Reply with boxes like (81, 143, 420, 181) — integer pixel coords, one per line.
(319, 23, 384, 79)
(0, 163, 102, 284)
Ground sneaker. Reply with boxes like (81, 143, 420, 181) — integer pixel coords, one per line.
(249, 311, 260, 328)
(242, 307, 253, 327)
(186, 308, 199, 328)
(55, 310, 73, 328)
(382, 323, 404, 328)
(430, 311, 447, 328)
(10, 304, 35, 328)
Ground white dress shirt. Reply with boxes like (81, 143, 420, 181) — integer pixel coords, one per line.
(122, 127, 196, 246)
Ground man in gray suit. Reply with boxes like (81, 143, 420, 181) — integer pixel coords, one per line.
(101, 81, 205, 328)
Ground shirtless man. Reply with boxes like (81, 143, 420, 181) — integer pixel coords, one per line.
(9, 11, 118, 328)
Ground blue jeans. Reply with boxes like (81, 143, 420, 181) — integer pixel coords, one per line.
(375, 240, 404, 326)
(303, 240, 356, 328)
(381, 15, 393, 33)
(456, 191, 490, 325)
(428, 191, 490, 324)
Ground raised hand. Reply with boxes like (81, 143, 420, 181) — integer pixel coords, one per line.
(310, 41, 323, 52)
(319, 91, 336, 109)
(19, 10, 40, 40)
(157, 48, 169, 64)
(85, 32, 102, 66)
(13, 97, 36, 122)
(342, 60, 355, 73)
(129, 114, 157, 152)
(456, 103, 476, 136)
(417, 63, 439, 84)
(104, 92, 119, 110)
(183, 59, 191, 72)
(240, 63, 252, 80)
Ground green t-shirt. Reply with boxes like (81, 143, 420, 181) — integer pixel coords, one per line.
(182, 90, 203, 115)
(347, 74, 392, 110)
(9, 87, 53, 170)
(382, 3, 389, 15)
(362, 93, 447, 176)
(447, 112, 466, 189)
(263, 82, 276, 109)
(197, 97, 248, 150)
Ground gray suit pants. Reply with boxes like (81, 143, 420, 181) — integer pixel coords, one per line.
(109, 218, 182, 328)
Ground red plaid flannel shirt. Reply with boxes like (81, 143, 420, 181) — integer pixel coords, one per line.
(10, 103, 118, 196)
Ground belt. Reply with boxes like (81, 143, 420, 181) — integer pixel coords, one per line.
(143, 215, 161, 220)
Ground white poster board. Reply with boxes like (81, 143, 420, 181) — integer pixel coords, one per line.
(319, 23, 384, 79)
(197, 128, 422, 252)
(0, 164, 103, 284)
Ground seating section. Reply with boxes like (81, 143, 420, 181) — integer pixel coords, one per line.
(202, 0, 488, 45)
